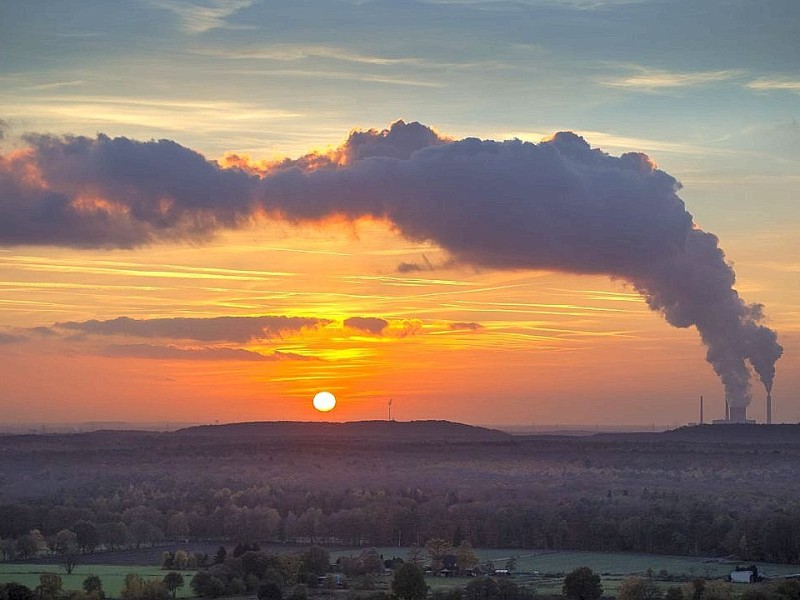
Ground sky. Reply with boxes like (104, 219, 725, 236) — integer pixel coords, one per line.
(0, 0, 798, 427)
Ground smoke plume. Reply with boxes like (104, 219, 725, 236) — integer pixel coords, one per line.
(0, 121, 782, 405)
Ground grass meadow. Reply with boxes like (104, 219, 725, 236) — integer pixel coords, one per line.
(3, 548, 800, 598)
(0, 564, 195, 598)
(335, 548, 800, 596)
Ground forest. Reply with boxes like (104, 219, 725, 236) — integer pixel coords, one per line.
(1, 421, 800, 565)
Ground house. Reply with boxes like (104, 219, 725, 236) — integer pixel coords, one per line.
(730, 566, 760, 583)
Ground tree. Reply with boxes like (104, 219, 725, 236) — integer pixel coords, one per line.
(73, 521, 99, 553)
(173, 550, 189, 570)
(562, 567, 603, 600)
(455, 541, 479, 575)
(431, 590, 464, 600)
(163, 573, 185, 599)
(1, 538, 15, 561)
(665, 588, 684, 600)
(166, 514, 190, 540)
(465, 578, 500, 600)
(258, 582, 283, 600)
(2, 583, 36, 600)
(360, 549, 384, 574)
(279, 553, 303, 586)
(426, 538, 451, 572)
(37, 574, 63, 600)
(52, 529, 78, 554)
(691, 579, 706, 600)
(287, 585, 307, 600)
(121, 574, 145, 600)
(407, 545, 426, 567)
(61, 552, 80, 575)
(618, 578, 664, 600)
(774, 580, 800, 600)
(0, 505, 34, 538)
(129, 521, 164, 549)
(83, 575, 104, 599)
(497, 579, 535, 600)
(392, 562, 427, 600)
(99, 522, 130, 550)
(190, 572, 225, 599)
(14, 533, 39, 559)
(121, 575, 169, 600)
(302, 546, 330, 576)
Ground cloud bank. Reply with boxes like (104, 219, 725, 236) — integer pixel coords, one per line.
(103, 344, 314, 362)
(53, 315, 327, 343)
(0, 120, 782, 405)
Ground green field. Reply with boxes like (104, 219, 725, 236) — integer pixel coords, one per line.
(333, 548, 800, 596)
(4, 549, 800, 599)
(336, 548, 800, 578)
(0, 564, 195, 598)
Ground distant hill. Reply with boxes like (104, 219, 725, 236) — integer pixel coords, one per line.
(659, 423, 800, 443)
(175, 419, 513, 444)
(590, 423, 800, 444)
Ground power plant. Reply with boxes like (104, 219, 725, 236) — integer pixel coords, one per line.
(710, 394, 771, 425)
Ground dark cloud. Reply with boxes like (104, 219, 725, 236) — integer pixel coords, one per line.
(53, 315, 327, 342)
(344, 316, 389, 335)
(449, 322, 483, 331)
(103, 344, 316, 362)
(344, 119, 445, 162)
(0, 133, 259, 248)
(397, 253, 435, 273)
(397, 261, 425, 273)
(0, 121, 782, 406)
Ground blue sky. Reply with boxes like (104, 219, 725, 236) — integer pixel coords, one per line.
(3, 1, 798, 158)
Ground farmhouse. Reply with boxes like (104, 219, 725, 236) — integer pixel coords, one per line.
(730, 566, 760, 583)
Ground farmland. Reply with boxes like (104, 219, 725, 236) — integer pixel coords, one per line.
(0, 563, 195, 598)
(3, 548, 799, 598)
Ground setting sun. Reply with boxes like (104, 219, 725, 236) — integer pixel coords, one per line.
(312, 391, 337, 412)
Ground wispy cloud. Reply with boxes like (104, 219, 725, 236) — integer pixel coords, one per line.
(199, 44, 427, 66)
(147, 0, 256, 33)
(0, 255, 295, 282)
(601, 66, 743, 92)
(1, 95, 300, 133)
(747, 78, 800, 94)
(228, 68, 445, 88)
(423, 0, 648, 10)
(507, 129, 733, 158)
(339, 275, 474, 287)
(448, 321, 483, 331)
(22, 80, 85, 92)
(103, 343, 315, 361)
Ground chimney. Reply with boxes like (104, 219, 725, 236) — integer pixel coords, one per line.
(700, 395, 704, 425)
(767, 392, 772, 425)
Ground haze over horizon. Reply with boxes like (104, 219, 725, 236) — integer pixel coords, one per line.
(0, 0, 797, 426)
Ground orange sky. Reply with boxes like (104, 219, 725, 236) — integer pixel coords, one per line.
(0, 217, 796, 427)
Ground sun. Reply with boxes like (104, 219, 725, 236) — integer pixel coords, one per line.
(312, 391, 336, 412)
